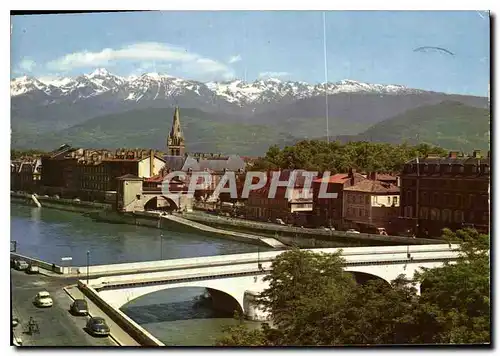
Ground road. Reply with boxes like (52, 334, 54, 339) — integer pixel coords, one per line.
(11, 269, 115, 347)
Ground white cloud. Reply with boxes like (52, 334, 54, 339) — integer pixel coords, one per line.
(258, 71, 290, 79)
(46, 42, 235, 81)
(18, 58, 36, 72)
(228, 54, 242, 64)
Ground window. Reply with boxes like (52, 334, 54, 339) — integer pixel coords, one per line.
(393, 196, 398, 206)
(454, 210, 464, 223)
(442, 209, 452, 223)
(430, 208, 440, 221)
(365, 195, 370, 204)
(387, 196, 391, 205)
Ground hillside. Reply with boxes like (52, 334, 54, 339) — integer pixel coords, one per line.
(20, 108, 296, 156)
(250, 92, 488, 139)
(333, 101, 490, 152)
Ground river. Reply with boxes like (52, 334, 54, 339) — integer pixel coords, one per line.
(10, 203, 264, 345)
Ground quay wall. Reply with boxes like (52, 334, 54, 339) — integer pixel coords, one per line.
(11, 192, 110, 213)
(182, 212, 444, 246)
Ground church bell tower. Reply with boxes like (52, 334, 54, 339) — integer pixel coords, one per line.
(167, 107, 185, 156)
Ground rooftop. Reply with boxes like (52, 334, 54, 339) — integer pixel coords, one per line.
(344, 179, 400, 194)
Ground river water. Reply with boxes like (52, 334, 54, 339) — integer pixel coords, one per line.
(10, 203, 263, 345)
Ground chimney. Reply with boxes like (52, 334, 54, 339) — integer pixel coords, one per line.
(369, 172, 377, 180)
(473, 150, 482, 158)
(349, 168, 356, 186)
(396, 176, 401, 187)
(448, 151, 458, 159)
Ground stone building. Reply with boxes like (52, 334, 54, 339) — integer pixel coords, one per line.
(343, 173, 400, 233)
(311, 169, 365, 229)
(399, 150, 490, 237)
(11, 157, 42, 192)
(246, 170, 316, 226)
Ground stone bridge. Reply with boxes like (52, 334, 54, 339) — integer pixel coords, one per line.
(82, 244, 461, 321)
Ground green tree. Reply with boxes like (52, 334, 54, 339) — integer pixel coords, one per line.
(413, 228, 490, 344)
(216, 229, 490, 346)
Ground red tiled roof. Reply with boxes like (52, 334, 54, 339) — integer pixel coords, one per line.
(313, 173, 350, 184)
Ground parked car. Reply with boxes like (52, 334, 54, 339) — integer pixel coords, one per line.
(12, 317, 19, 328)
(14, 260, 29, 271)
(33, 291, 53, 308)
(86, 317, 110, 337)
(275, 218, 286, 225)
(70, 299, 89, 316)
(346, 229, 361, 234)
(26, 263, 39, 274)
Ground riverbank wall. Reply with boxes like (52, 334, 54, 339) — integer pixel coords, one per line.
(11, 192, 111, 213)
(89, 209, 278, 248)
(182, 212, 445, 247)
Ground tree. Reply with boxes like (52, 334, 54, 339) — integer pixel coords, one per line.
(412, 228, 490, 344)
(216, 229, 490, 346)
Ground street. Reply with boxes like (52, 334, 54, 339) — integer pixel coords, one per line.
(11, 269, 115, 347)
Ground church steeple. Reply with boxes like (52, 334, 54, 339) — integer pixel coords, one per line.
(167, 107, 185, 156)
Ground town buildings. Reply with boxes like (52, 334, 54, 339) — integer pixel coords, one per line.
(343, 173, 400, 233)
(399, 150, 490, 236)
(11, 157, 42, 192)
(311, 169, 365, 229)
(246, 170, 316, 226)
(39, 144, 165, 201)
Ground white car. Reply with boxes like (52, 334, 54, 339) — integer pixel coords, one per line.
(346, 229, 361, 234)
(34, 291, 53, 307)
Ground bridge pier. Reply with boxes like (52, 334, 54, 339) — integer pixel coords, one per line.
(243, 290, 270, 322)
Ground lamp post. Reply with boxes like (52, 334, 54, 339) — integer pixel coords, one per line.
(86, 250, 90, 285)
(160, 233, 164, 260)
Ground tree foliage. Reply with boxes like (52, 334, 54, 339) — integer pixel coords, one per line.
(252, 140, 447, 173)
(11, 149, 46, 160)
(217, 229, 490, 346)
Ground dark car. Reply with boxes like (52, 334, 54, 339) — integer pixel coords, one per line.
(70, 299, 89, 316)
(86, 317, 110, 337)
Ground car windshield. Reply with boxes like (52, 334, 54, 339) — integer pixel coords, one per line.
(93, 318, 105, 325)
(75, 300, 87, 308)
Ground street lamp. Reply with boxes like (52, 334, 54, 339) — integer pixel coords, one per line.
(86, 250, 90, 285)
(160, 233, 164, 260)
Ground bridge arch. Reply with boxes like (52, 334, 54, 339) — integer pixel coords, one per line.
(97, 274, 271, 317)
(119, 286, 243, 318)
(349, 271, 392, 288)
(143, 195, 179, 212)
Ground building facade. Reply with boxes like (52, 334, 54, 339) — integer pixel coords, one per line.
(343, 173, 400, 233)
(246, 170, 315, 226)
(399, 150, 490, 237)
(312, 169, 365, 229)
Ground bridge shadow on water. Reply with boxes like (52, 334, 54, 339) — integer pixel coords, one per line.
(121, 297, 234, 324)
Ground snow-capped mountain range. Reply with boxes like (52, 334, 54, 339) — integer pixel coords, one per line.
(11, 68, 423, 108)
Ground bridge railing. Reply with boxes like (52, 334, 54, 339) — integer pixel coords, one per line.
(88, 249, 461, 289)
(72, 244, 460, 277)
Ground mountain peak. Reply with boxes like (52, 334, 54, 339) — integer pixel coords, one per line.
(87, 68, 111, 77)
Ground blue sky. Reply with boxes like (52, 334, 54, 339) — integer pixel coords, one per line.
(11, 11, 490, 96)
